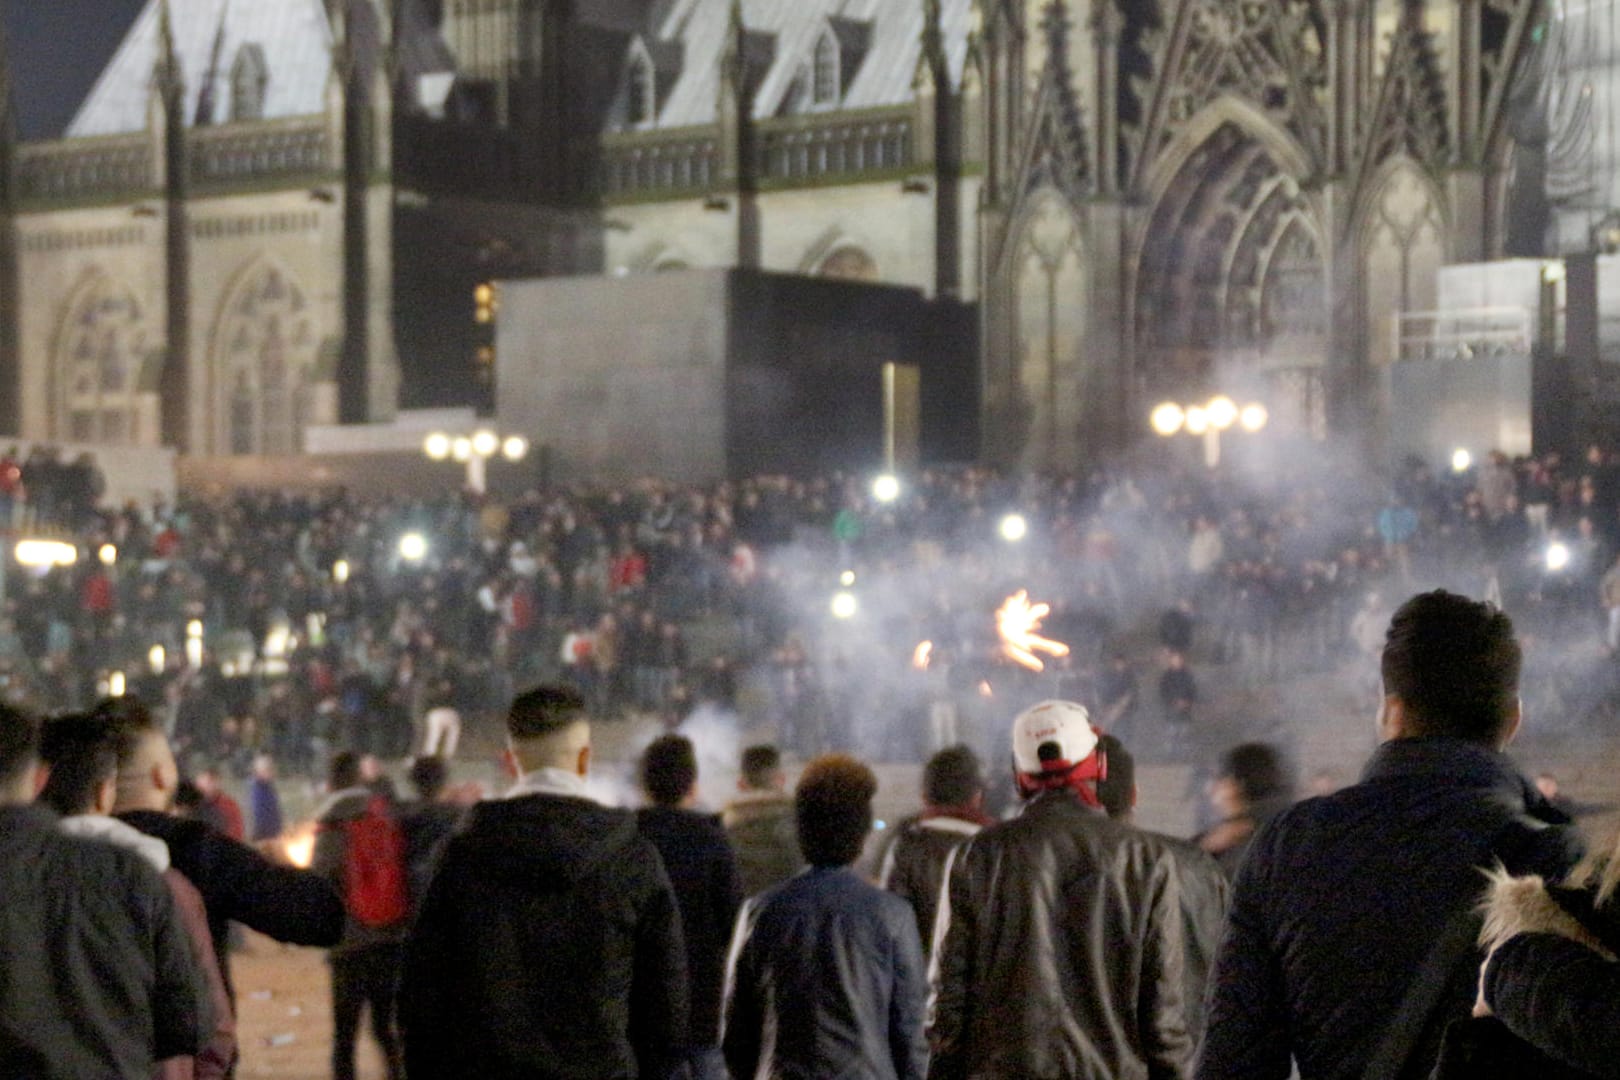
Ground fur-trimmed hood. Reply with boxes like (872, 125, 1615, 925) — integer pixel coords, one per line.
(1479, 868, 1617, 961)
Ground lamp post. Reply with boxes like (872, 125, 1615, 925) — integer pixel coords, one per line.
(1150, 395, 1268, 468)
(423, 429, 529, 494)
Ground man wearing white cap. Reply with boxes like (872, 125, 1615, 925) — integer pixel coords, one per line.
(928, 700, 1197, 1080)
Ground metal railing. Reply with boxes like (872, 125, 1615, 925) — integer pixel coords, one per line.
(1393, 306, 1534, 363)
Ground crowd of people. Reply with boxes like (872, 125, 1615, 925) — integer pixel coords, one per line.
(6, 591, 1620, 1079)
(5, 439, 1620, 783)
(0, 443, 106, 531)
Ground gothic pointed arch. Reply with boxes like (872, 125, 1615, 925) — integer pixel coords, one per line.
(629, 241, 696, 273)
(50, 269, 151, 444)
(797, 227, 878, 280)
(815, 247, 878, 281)
(1007, 3, 1091, 211)
(1004, 188, 1088, 470)
(627, 41, 656, 128)
(208, 258, 325, 455)
(1127, 0, 1328, 194)
(1352, 12, 1449, 201)
(1132, 103, 1327, 425)
(1356, 156, 1448, 369)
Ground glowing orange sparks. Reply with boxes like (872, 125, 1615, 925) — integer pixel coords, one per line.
(996, 590, 1071, 672)
(283, 825, 317, 869)
(913, 641, 934, 671)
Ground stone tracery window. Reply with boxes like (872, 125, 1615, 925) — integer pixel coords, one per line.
(216, 262, 316, 455)
(57, 275, 146, 444)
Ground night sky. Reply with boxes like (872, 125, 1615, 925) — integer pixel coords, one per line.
(4, 0, 147, 139)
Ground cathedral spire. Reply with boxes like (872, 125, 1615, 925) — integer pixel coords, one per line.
(156, 0, 185, 108)
(195, 0, 231, 126)
(721, 0, 746, 85)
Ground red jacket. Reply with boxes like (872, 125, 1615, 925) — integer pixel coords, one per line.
(81, 572, 116, 616)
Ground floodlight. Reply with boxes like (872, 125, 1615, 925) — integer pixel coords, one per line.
(1150, 402, 1185, 437)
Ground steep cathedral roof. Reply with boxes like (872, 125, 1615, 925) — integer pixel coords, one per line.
(65, 0, 454, 138)
(641, 0, 975, 126)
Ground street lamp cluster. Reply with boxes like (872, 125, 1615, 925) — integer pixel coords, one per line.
(1150, 395, 1268, 467)
(423, 428, 529, 494)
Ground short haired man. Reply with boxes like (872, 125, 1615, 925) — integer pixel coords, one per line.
(0, 703, 211, 1078)
(723, 754, 927, 1080)
(929, 701, 1194, 1079)
(637, 735, 742, 1080)
(399, 755, 462, 916)
(1195, 741, 1294, 880)
(1198, 591, 1584, 1080)
(878, 744, 991, 957)
(401, 685, 688, 1078)
(38, 713, 237, 1079)
(102, 697, 346, 1001)
(722, 743, 803, 897)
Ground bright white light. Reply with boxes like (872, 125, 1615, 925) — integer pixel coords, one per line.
(1207, 396, 1239, 431)
(502, 435, 529, 462)
(14, 540, 78, 568)
(185, 636, 203, 668)
(472, 430, 499, 458)
(1543, 260, 1566, 284)
(839, 570, 856, 587)
(1451, 448, 1473, 474)
(999, 513, 1029, 543)
(451, 437, 473, 463)
(186, 619, 203, 640)
(1239, 404, 1269, 433)
(1184, 407, 1211, 436)
(108, 671, 126, 698)
(398, 532, 428, 562)
(872, 474, 901, 503)
(830, 591, 859, 619)
(1150, 402, 1185, 437)
(423, 432, 451, 461)
(148, 645, 166, 674)
(264, 622, 291, 660)
(98, 543, 117, 567)
(1546, 542, 1571, 572)
(333, 559, 350, 584)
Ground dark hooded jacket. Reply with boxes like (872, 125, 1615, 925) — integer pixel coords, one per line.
(399, 792, 688, 1080)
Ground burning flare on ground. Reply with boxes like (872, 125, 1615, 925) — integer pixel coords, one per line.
(996, 590, 1071, 672)
(912, 641, 934, 671)
(282, 825, 317, 869)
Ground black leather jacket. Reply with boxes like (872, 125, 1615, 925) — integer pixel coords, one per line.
(929, 791, 1196, 1080)
(879, 814, 983, 956)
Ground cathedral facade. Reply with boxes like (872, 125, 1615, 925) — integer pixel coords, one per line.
(0, 0, 1546, 471)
